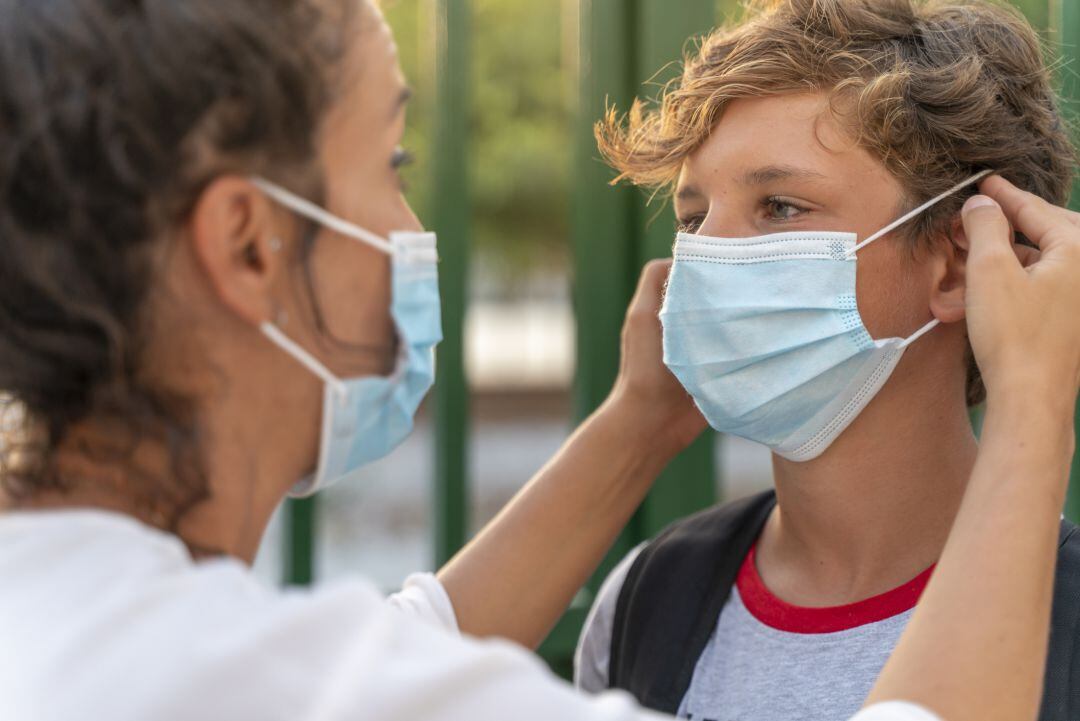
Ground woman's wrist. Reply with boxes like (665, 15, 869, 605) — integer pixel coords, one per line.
(982, 387, 1076, 501)
(985, 380, 1077, 431)
(591, 390, 689, 470)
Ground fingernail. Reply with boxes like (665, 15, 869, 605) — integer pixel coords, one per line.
(962, 195, 998, 215)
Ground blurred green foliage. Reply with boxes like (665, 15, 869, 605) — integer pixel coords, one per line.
(384, 0, 572, 290)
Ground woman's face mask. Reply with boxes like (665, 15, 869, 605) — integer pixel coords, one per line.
(253, 178, 442, 497)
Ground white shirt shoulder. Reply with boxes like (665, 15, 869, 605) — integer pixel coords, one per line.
(0, 510, 662, 721)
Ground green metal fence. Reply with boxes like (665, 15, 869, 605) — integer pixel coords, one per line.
(283, 0, 1080, 677)
(431, 0, 471, 568)
(543, 0, 723, 678)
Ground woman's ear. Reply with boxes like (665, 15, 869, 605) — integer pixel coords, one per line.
(186, 176, 287, 326)
(928, 216, 968, 324)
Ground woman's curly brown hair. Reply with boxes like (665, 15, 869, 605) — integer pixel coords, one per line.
(0, 0, 350, 530)
(598, 0, 1078, 406)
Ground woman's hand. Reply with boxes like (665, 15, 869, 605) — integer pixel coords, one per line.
(867, 177, 1079, 721)
(438, 261, 706, 648)
(962, 175, 1080, 409)
(606, 259, 707, 457)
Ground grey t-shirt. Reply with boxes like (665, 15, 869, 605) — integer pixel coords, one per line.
(575, 545, 924, 721)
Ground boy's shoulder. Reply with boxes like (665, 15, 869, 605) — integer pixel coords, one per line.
(616, 491, 776, 609)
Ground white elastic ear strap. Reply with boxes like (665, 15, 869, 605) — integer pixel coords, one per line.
(897, 318, 941, 349)
(846, 169, 994, 257)
(260, 322, 348, 397)
(250, 177, 395, 255)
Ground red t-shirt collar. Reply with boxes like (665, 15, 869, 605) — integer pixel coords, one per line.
(735, 543, 935, 634)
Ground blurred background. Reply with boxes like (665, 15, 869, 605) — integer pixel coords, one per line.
(254, 0, 1080, 677)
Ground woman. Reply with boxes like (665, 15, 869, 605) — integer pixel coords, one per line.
(0, 1, 1075, 721)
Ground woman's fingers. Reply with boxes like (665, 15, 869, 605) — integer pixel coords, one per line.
(628, 258, 672, 318)
(979, 175, 1077, 250)
(961, 195, 1024, 280)
(963, 174, 1080, 405)
(1014, 244, 1041, 269)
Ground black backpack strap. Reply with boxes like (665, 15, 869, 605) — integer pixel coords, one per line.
(1040, 520, 1080, 721)
(608, 490, 777, 713)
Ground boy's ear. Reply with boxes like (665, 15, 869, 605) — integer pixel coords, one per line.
(928, 216, 968, 324)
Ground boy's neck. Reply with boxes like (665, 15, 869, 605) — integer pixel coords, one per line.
(756, 369, 979, 607)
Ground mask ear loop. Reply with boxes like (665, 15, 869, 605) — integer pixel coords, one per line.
(250, 177, 395, 255)
(260, 322, 349, 399)
(844, 169, 993, 258)
(253, 176, 401, 372)
(846, 169, 993, 348)
(897, 318, 941, 349)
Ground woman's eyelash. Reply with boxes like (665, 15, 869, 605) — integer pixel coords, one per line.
(392, 148, 414, 192)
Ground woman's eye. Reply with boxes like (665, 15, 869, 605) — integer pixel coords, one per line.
(391, 147, 415, 170)
(391, 147, 414, 191)
(765, 197, 807, 221)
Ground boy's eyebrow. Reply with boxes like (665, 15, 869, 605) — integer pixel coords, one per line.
(676, 165, 827, 203)
(741, 164, 826, 186)
(675, 184, 705, 203)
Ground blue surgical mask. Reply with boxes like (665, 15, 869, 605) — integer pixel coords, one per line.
(252, 178, 442, 497)
(661, 170, 990, 461)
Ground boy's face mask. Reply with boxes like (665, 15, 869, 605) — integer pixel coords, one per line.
(660, 170, 991, 461)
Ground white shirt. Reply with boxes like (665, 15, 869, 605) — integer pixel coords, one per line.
(0, 509, 939, 721)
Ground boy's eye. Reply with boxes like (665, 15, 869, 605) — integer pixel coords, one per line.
(677, 215, 705, 234)
(765, 196, 807, 221)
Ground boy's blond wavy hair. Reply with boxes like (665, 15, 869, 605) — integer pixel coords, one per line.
(598, 0, 1077, 406)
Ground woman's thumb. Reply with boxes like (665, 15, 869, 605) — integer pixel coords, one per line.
(962, 195, 1019, 275)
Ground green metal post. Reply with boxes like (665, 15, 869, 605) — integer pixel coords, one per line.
(283, 497, 316, 585)
(632, 0, 718, 538)
(536, 0, 641, 679)
(571, 0, 638, 427)
(1051, 0, 1080, 521)
(570, 0, 641, 567)
(432, 0, 471, 566)
(539, 0, 721, 678)
(570, 0, 721, 581)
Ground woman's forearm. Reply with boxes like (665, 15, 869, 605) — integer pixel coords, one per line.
(437, 260, 701, 648)
(865, 389, 1075, 721)
(868, 179, 1080, 721)
(436, 395, 678, 648)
